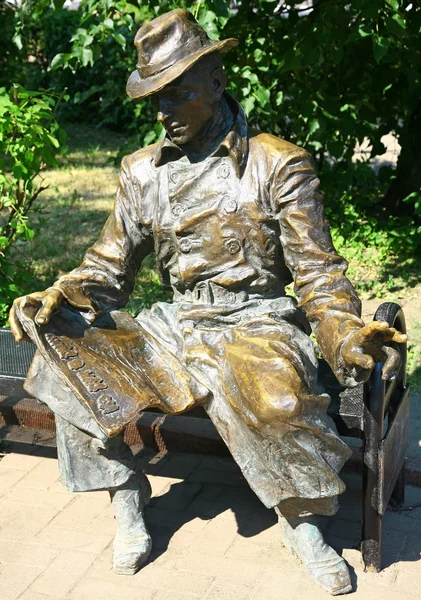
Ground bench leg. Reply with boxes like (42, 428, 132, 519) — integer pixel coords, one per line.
(361, 364, 384, 573)
(361, 457, 382, 572)
(390, 462, 405, 508)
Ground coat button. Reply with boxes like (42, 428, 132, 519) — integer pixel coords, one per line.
(170, 171, 180, 184)
(172, 203, 184, 217)
(179, 238, 193, 253)
(217, 164, 230, 179)
(224, 238, 241, 255)
(221, 199, 237, 214)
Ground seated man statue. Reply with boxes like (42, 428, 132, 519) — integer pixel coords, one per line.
(10, 8, 406, 596)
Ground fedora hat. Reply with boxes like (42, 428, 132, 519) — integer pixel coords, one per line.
(126, 8, 238, 99)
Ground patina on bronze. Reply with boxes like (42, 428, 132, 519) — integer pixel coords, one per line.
(10, 8, 407, 595)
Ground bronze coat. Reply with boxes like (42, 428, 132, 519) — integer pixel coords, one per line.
(39, 97, 364, 510)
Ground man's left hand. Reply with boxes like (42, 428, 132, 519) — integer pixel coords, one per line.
(341, 321, 408, 383)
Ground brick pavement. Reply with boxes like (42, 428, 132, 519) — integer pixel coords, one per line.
(1, 442, 421, 600)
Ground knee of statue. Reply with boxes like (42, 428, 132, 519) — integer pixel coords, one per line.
(255, 393, 301, 424)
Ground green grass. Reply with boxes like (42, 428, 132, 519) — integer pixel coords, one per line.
(9, 122, 421, 390)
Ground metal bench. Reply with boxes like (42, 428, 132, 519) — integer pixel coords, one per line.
(0, 301, 410, 572)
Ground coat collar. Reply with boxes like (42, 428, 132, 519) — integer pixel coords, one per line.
(154, 94, 248, 177)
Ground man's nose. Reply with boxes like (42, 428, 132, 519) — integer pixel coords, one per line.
(156, 100, 172, 124)
(157, 111, 168, 125)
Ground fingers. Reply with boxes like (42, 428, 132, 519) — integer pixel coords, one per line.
(344, 350, 375, 372)
(8, 290, 63, 342)
(35, 290, 62, 326)
(381, 326, 408, 344)
(9, 300, 25, 342)
(381, 347, 401, 381)
(367, 321, 407, 344)
(360, 321, 389, 339)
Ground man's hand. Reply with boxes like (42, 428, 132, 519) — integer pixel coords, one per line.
(341, 321, 408, 383)
(9, 288, 64, 343)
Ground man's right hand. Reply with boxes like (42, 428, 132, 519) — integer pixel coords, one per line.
(9, 288, 64, 342)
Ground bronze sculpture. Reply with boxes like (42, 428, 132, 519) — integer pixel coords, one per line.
(9, 9, 407, 596)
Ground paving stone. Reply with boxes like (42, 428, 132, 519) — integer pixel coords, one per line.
(402, 485, 421, 507)
(381, 522, 408, 549)
(169, 519, 238, 556)
(17, 593, 63, 600)
(149, 475, 183, 497)
(150, 481, 202, 511)
(186, 497, 254, 522)
(68, 576, 157, 600)
(46, 492, 110, 531)
(239, 521, 278, 545)
(324, 517, 362, 545)
(2, 449, 421, 600)
(16, 458, 60, 490)
(399, 532, 421, 563)
(0, 466, 27, 496)
(4, 486, 75, 510)
(28, 549, 97, 597)
(171, 551, 265, 587)
(153, 590, 199, 600)
(0, 539, 60, 568)
(47, 479, 69, 493)
(133, 565, 215, 595)
(85, 513, 117, 536)
(199, 455, 243, 473)
(393, 570, 421, 598)
(187, 467, 248, 487)
(179, 514, 210, 533)
(383, 510, 421, 534)
(249, 565, 302, 600)
(153, 453, 202, 479)
(225, 534, 281, 565)
(35, 524, 113, 554)
(0, 452, 45, 471)
(0, 500, 61, 541)
(204, 581, 253, 600)
(0, 562, 45, 600)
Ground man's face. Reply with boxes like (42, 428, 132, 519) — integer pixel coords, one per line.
(154, 63, 218, 145)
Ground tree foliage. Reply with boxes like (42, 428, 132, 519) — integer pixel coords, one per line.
(1, 0, 420, 294)
(0, 82, 66, 323)
(5, 0, 420, 216)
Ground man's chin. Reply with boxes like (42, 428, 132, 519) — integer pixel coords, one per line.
(169, 132, 191, 145)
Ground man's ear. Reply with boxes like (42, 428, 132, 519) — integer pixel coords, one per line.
(211, 66, 226, 100)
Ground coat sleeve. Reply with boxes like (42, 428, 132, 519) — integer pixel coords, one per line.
(271, 149, 365, 387)
(51, 156, 154, 319)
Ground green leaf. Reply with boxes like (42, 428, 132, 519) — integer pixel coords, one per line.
(308, 119, 320, 136)
(385, 14, 406, 36)
(372, 35, 390, 64)
(385, 0, 400, 10)
(50, 53, 67, 70)
(104, 18, 114, 29)
(13, 34, 23, 50)
(254, 85, 270, 106)
(358, 26, 372, 38)
(81, 48, 93, 67)
(47, 134, 60, 149)
(241, 69, 258, 84)
(275, 91, 284, 106)
(243, 96, 256, 117)
(113, 33, 126, 48)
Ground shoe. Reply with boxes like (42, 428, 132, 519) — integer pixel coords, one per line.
(110, 474, 152, 575)
(113, 531, 152, 575)
(276, 510, 352, 595)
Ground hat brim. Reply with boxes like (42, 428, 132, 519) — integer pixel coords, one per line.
(126, 38, 238, 100)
